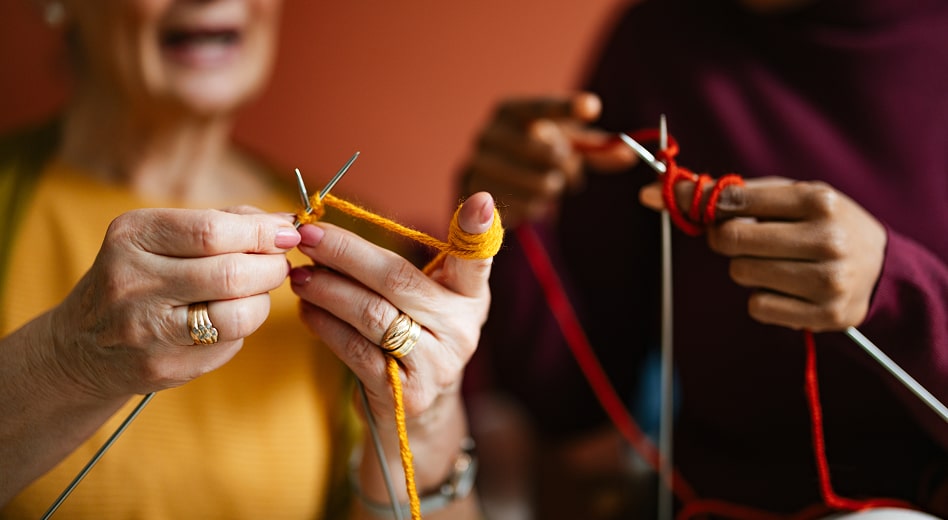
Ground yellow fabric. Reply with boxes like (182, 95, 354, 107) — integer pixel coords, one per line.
(0, 161, 359, 519)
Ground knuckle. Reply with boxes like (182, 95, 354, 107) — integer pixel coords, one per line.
(813, 226, 848, 259)
(728, 259, 752, 286)
(220, 258, 245, 295)
(360, 296, 392, 335)
(815, 264, 847, 297)
(382, 261, 426, 296)
(230, 301, 258, 339)
(818, 301, 850, 330)
(708, 222, 742, 255)
(800, 182, 839, 217)
(194, 210, 224, 253)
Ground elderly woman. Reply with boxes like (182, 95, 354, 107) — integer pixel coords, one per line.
(0, 1, 493, 518)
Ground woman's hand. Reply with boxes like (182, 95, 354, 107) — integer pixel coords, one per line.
(641, 177, 887, 331)
(289, 192, 497, 422)
(462, 93, 636, 227)
(50, 207, 301, 399)
(290, 193, 499, 516)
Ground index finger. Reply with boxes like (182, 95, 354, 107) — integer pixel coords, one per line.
(496, 92, 601, 125)
(712, 178, 822, 221)
(116, 208, 300, 257)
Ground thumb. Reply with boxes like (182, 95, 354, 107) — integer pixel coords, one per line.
(435, 191, 502, 298)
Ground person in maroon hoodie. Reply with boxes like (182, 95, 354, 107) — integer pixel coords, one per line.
(460, 0, 948, 517)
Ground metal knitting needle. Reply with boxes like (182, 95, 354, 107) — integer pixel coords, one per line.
(656, 115, 675, 520)
(616, 132, 948, 423)
(619, 132, 666, 174)
(44, 152, 362, 519)
(292, 154, 405, 515)
(294, 151, 361, 228)
(357, 378, 405, 520)
(845, 327, 948, 422)
(41, 393, 156, 519)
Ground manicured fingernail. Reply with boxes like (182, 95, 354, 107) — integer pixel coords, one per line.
(299, 224, 325, 247)
(275, 229, 301, 249)
(289, 267, 311, 285)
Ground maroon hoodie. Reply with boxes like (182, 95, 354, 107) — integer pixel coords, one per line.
(468, 0, 948, 513)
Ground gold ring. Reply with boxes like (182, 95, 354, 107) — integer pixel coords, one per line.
(188, 302, 219, 345)
(380, 312, 421, 359)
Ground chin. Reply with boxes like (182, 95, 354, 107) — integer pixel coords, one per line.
(168, 72, 266, 118)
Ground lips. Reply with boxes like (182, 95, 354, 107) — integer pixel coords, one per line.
(160, 28, 242, 68)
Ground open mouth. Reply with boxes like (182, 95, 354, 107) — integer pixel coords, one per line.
(160, 28, 242, 67)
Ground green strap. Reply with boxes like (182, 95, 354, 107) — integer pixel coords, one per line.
(0, 120, 60, 309)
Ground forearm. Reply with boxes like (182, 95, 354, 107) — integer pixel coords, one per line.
(353, 390, 481, 520)
(0, 310, 129, 506)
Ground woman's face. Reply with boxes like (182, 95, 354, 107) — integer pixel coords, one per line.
(63, 0, 282, 117)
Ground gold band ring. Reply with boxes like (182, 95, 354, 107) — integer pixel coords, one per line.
(188, 302, 219, 345)
(380, 312, 421, 359)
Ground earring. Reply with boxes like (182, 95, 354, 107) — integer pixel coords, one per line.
(44, 1, 65, 27)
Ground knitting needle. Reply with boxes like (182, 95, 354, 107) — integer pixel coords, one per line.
(294, 151, 361, 228)
(292, 152, 406, 515)
(44, 152, 364, 519)
(845, 327, 948, 422)
(619, 132, 666, 174)
(615, 133, 948, 423)
(41, 393, 155, 519)
(656, 115, 675, 520)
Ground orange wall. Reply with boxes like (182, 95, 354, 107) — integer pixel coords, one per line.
(0, 1, 626, 233)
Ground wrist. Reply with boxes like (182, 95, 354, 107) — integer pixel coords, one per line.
(351, 436, 478, 518)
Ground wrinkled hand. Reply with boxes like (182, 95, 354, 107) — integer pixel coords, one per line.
(289, 192, 497, 422)
(51, 207, 300, 398)
(462, 92, 636, 227)
(641, 177, 887, 331)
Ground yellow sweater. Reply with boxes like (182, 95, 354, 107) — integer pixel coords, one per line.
(1, 161, 357, 519)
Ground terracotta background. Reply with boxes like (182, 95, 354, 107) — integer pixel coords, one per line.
(0, 1, 627, 233)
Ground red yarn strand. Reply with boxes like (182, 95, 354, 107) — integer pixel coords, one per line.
(518, 128, 918, 518)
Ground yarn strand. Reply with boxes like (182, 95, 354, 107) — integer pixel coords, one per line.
(528, 129, 917, 519)
(297, 189, 503, 520)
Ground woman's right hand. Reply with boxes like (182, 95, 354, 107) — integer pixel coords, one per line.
(461, 92, 637, 227)
(48, 207, 301, 399)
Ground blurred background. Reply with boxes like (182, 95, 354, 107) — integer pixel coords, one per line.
(0, 0, 626, 234)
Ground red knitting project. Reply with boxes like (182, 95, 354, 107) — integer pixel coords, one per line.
(519, 129, 916, 519)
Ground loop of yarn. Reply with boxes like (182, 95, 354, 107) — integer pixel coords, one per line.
(296, 188, 503, 520)
(655, 142, 745, 237)
(535, 128, 918, 519)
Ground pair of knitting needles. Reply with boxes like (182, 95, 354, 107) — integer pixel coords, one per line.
(41, 154, 363, 520)
(295, 153, 407, 519)
(617, 120, 948, 423)
(617, 116, 948, 520)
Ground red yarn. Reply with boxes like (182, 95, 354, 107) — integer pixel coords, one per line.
(516, 129, 919, 518)
(515, 224, 697, 503)
(803, 330, 913, 512)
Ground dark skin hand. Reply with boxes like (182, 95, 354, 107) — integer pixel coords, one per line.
(462, 93, 637, 227)
(641, 177, 887, 332)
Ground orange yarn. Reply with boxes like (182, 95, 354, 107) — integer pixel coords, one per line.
(297, 190, 503, 520)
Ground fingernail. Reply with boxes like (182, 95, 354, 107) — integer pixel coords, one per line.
(299, 224, 325, 247)
(275, 229, 301, 249)
(478, 199, 495, 227)
(289, 267, 311, 285)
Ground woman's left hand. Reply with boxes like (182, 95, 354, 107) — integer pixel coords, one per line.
(642, 177, 887, 332)
(289, 192, 496, 421)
